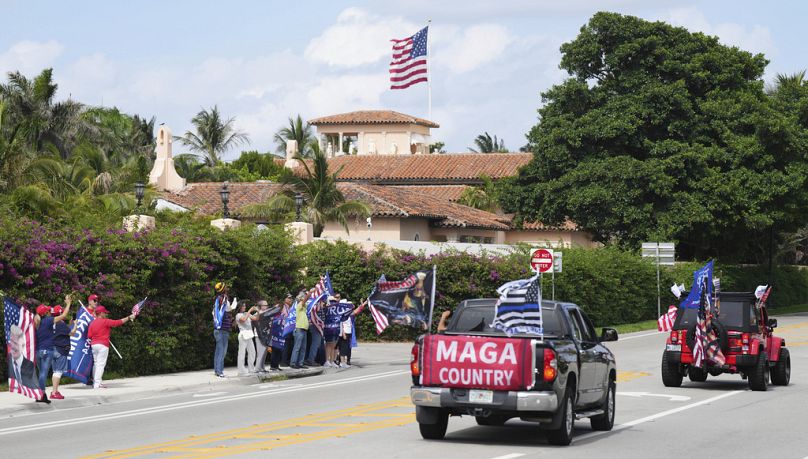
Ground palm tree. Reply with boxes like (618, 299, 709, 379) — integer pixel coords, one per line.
(468, 132, 508, 153)
(0, 68, 89, 159)
(0, 100, 34, 192)
(242, 143, 370, 236)
(457, 175, 499, 212)
(273, 114, 314, 157)
(177, 106, 250, 166)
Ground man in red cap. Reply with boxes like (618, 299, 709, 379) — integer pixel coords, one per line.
(49, 302, 73, 399)
(33, 296, 72, 403)
(87, 305, 135, 389)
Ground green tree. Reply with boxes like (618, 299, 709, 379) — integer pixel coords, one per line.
(177, 106, 250, 166)
(231, 150, 284, 179)
(457, 175, 498, 212)
(273, 114, 314, 157)
(429, 141, 446, 153)
(468, 132, 507, 153)
(0, 68, 89, 159)
(500, 12, 808, 261)
(241, 143, 370, 236)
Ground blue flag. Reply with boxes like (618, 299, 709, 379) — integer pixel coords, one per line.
(282, 301, 297, 337)
(65, 306, 95, 384)
(680, 261, 714, 309)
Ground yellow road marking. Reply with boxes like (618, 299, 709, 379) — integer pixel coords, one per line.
(773, 321, 808, 332)
(81, 398, 414, 459)
(617, 371, 651, 383)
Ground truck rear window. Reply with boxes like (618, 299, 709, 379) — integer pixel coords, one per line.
(449, 304, 567, 336)
(673, 300, 756, 330)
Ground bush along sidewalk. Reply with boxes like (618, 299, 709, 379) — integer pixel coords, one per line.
(3, 215, 808, 382)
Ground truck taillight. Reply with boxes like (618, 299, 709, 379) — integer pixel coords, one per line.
(543, 348, 557, 383)
(410, 344, 420, 377)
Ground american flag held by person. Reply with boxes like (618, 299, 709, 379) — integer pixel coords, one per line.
(390, 26, 428, 90)
(131, 297, 147, 317)
(3, 297, 45, 400)
(491, 276, 544, 336)
(306, 273, 333, 334)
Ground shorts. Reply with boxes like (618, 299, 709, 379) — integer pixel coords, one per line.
(324, 330, 339, 343)
(52, 348, 69, 375)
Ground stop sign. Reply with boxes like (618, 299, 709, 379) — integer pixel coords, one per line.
(530, 248, 554, 273)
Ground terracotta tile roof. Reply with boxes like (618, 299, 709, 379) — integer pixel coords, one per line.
(309, 110, 439, 128)
(328, 153, 532, 184)
(339, 183, 510, 230)
(159, 181, 577, 232)
(387, 185, 469, 202)
(160, 182, 284, 215)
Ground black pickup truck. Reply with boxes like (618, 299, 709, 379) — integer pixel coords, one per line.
(409, 299, 618, 446)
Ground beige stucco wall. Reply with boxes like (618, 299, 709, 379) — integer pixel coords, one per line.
(399, 218, 431, 241)
(320, 217, 402, 241)
(504, 230, 597, 248)
(317, 123, 432, 156)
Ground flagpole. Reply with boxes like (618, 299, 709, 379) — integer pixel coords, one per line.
(427, 265, 437, 334)
(427, 19, 432, 122)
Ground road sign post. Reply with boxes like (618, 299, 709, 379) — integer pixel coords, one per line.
(641, 242, 675, 318)
(531, 248, 555, 301)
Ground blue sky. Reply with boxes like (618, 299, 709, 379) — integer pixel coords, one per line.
(2, 0, 807, 159)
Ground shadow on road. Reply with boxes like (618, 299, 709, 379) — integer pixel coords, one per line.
(440, 421, 601, 447)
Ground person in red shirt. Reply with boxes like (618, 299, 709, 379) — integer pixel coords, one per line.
(87, 305, 134, 389)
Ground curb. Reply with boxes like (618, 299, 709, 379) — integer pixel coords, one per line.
(0, 367, 325, 418)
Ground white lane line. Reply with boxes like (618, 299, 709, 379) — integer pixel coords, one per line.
(192, 392, 227, 398)
(0, 370, 409, 436)
(576, 390, 743, 442)
(489, 454, 525, 459)
(619, 331, 662, 341)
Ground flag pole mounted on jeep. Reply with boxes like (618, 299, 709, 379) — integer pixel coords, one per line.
(426, 265, 437, 333)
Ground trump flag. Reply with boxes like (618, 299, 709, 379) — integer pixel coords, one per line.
(65, 305, 95, 384)
(4, 297, 44, 400)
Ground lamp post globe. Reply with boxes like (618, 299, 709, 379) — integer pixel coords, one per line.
(295, 193, 303, 222)
(220, 182, 230, 219)
(134, 182, 145, 209)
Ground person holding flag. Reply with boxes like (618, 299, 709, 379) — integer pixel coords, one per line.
(212, 282, 236, 378)
(87, 306, 135, 388)
(49, 303, 72, 399)
(34, 294, 72, 402)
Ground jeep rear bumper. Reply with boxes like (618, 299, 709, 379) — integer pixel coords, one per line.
(410, 386, 558, 412)
(665, 351, 757, 367)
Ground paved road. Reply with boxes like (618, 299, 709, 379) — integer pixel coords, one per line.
(2, 313, 807, 459)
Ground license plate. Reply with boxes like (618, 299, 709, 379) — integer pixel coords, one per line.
(666, 344, 681, 352)
(469, 389, 493, 404)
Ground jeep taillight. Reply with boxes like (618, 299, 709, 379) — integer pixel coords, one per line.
(670, 331, 678, 344)
(741, 333, 750, 353)
(410, 344, 420, 377)
(543, 348, 558, 383)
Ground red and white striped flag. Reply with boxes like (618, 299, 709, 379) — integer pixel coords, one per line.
(390, 26, 428, 90)
(657, 305, 678, 332)
(368, 301, 389, 335)
(307, 276, 328, 334)
(692, 318, 706, 368)
(131, 297, 147, 317)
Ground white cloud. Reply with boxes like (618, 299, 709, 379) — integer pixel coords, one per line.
(666, 7, 776, 57)
(307, 73, 389, 115)
(0, 40, 64, 76)
(438, 24, 512, 73)
(304, 7, 417, 68)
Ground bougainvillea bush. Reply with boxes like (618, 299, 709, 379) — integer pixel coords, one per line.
(2, 215, 805, 382)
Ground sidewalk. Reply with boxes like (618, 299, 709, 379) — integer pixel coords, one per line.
(0, 366, 323, 418)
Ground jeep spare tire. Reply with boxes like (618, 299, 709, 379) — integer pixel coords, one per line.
(685, 320, 728, 352)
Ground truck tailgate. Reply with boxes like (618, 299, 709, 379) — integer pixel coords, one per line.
(420, 334, 537, 391)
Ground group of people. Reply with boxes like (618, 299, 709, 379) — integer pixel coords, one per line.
(211, 283, 365, 377)
(25, 293, 134, 403)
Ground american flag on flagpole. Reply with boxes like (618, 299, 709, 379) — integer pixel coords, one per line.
(4, 297, 44, 400)
(390, 26, 428, 90)
(131, 297, 147, 317)
(657, 305, 678, 332)
(368, 301, 389, 334)
(306, 273, 332, 334)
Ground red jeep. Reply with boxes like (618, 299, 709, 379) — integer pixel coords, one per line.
(661, 292, 791, 391)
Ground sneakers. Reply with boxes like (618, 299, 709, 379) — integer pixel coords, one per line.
(339, 363, 351, 369)
(323, 361, 334, 368)
(50, 391, 64, 400)
(216, 374, 226, 378)
(269, 367, 280, 371)
(36, 396, 51, 404)
(93, 384, 108, 389)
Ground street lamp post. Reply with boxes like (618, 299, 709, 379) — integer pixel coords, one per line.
(220, 182, 230, 219)
(134, 182, 145, 210)
(295, 193, 303, 222)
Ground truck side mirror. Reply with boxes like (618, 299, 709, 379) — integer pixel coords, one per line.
(767, 318, 778, 329)
(600, 327, 618, 342)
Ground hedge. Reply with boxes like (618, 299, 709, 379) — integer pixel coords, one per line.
(1, 216, 804, 382)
